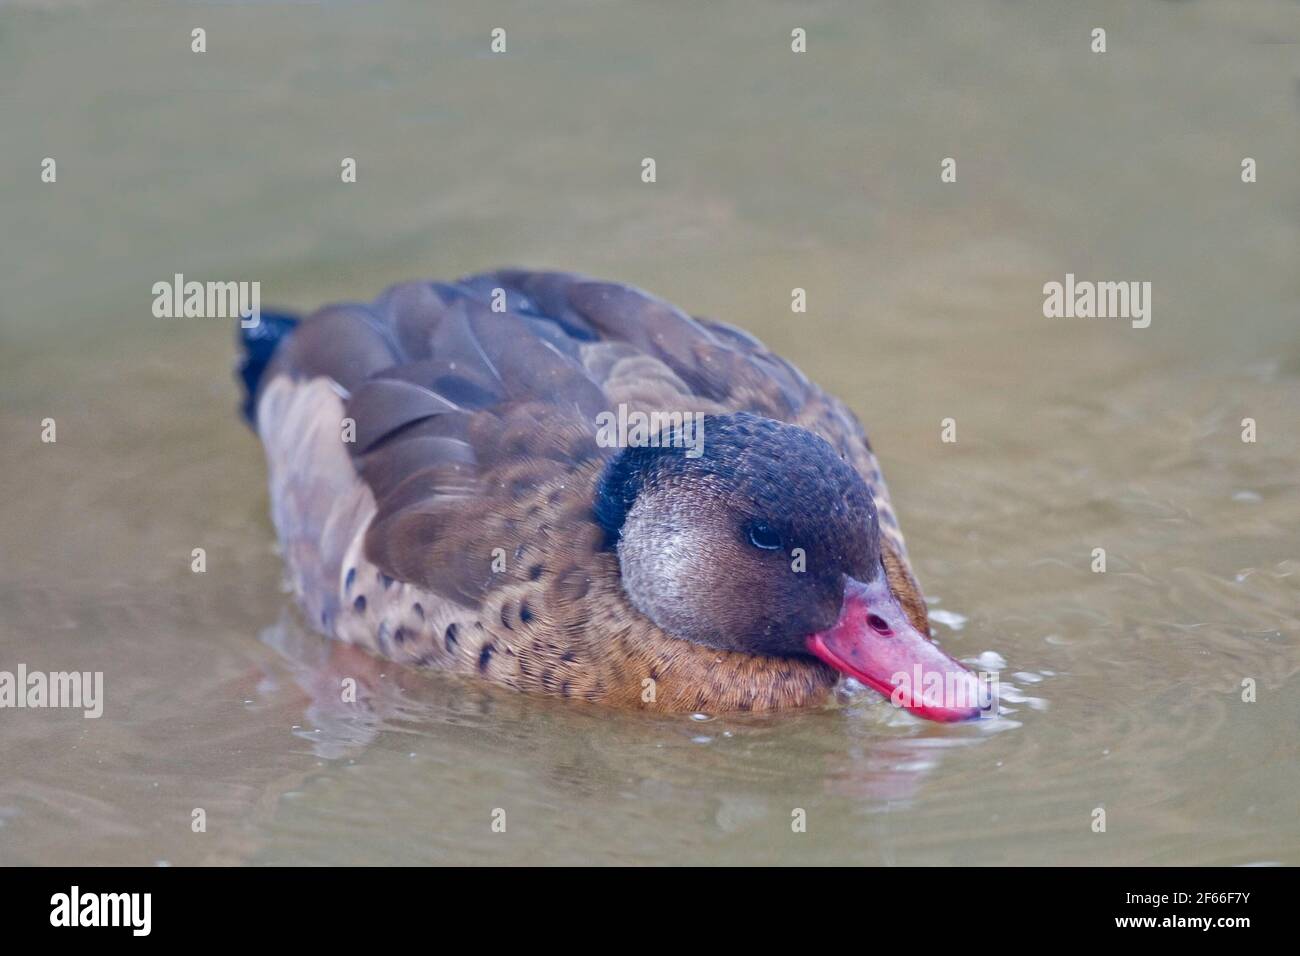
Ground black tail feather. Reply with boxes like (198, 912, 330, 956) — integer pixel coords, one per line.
(237, 310, 300, 425)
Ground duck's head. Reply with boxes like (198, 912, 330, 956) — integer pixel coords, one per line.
(595, 412, 981, 721)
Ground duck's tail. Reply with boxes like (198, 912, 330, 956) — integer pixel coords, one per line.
(237, 310, 300, 426)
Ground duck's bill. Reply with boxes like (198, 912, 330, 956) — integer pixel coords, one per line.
(806, 575, 985, 722)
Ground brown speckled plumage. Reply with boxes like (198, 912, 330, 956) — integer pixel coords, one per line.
(248, 270, 929, 712)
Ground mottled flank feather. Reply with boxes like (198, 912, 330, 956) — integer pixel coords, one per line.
(250, 270, 928, 711)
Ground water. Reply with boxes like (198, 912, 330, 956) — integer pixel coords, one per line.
(1, 1, 1298, 865)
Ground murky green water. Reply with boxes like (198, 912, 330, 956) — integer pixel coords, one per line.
(2, 1, 1298, 865)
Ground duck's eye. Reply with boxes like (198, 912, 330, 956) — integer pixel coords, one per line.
(747, 522, 783, 551)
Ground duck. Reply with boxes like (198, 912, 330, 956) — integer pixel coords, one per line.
(237, 270, 982, 721)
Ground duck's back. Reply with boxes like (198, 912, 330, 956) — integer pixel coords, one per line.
(243, 270, 923, 709)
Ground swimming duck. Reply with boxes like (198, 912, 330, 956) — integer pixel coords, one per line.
(239, 270, 980, 721)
